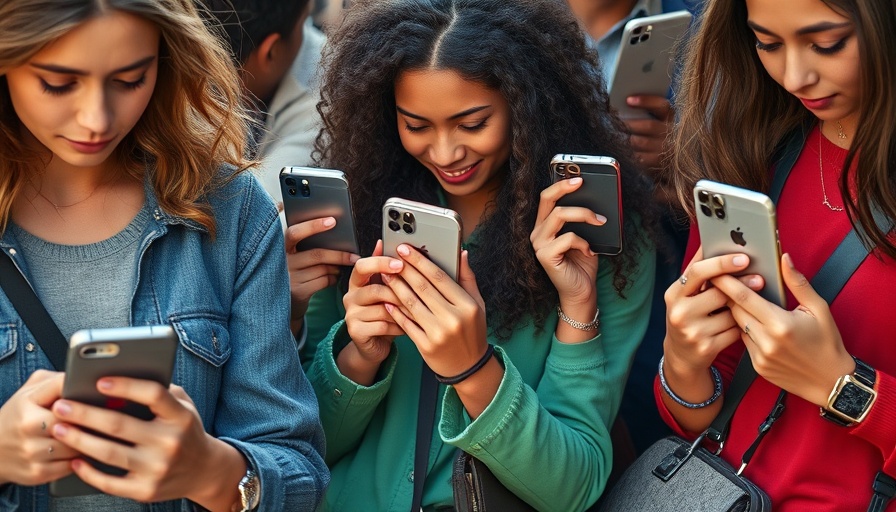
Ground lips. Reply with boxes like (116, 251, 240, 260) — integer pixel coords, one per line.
(435, 160, 481, 184)
(799, 95, 835, 110)
(65, 138, 114, 154)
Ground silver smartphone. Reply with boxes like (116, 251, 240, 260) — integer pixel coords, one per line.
(280, 167, 360, 254)
(551, 154, 624, 256)
(382, 198, 462, 281)
(694, 180, 786, 307)
(607, 10, 692, 119)
(50, 325, 178, 497)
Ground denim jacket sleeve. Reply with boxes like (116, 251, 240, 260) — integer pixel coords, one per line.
(205, 177, 329, 510)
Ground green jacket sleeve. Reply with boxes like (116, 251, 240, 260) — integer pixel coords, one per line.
(439, 241, 656, 512)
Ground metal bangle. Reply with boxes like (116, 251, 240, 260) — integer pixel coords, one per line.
(658, 355, 723, 409)
(557, 306, 600, 331)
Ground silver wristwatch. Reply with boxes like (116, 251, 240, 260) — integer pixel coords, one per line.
(236, 468, 260, 512)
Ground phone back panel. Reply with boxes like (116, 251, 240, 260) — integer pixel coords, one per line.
(280, 167, 360, 254)
(382, 198, 462, 281)
(51, 325, 178, 497)
(607, 10, 692, 119)
(694, 180, 786, 307)
(551, 155, 623, 255)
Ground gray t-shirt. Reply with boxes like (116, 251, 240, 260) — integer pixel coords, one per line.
(11, 204, 150, 511)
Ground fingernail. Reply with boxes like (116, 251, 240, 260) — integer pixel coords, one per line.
(389, 259, 403, 270)
(783, 253, 795, 269)
(749, 276, 762, 288)
(595, 214, 607, 223)
(97, 379, 113, 391)
(627, 96, 639, 105)
(323, 217, 336, 227)
(71, 459, 83, 470)
(568, 177, 582, 185)
(54, 401, 72, 417)
(732, 255, 748, 266)
(349, 254, 361, 263)
(397, 244, 410, 256)
(384, 303, 394, 314)
(53, 424, 69, 437)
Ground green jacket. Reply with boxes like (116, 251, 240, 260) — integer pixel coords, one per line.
(303, 239, 655, 512)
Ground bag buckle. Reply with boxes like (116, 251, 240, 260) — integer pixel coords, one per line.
(653, 433, 710, 482)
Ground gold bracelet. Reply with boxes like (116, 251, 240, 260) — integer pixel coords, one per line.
(557, 306, 600, 331)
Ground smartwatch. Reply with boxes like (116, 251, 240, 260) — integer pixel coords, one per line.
(820, 356, 877, 426)
(235, 468, 260, 512)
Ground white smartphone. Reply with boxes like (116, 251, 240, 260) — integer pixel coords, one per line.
(551, 154, 624, 255)
(50, 325, 178, 497)
(693, 180, 786, 307)
(280, 167, 360, 254)
(607, 10, 692, 119)
(382, 198, 462, 281)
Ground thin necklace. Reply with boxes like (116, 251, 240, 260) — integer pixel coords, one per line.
(818, 122, 844, 212)
(32, 181, 103, 212)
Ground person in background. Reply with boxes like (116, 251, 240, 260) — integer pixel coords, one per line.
(301, 0, 659, 510)
(200, 0, 320, 205)
(0, 0, 328, 510)
(660, 0, 896, 509)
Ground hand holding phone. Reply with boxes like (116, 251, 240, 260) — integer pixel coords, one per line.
(50, 325, 177, 497)
(693, 180, 786, 307)
(381, 198, 462, 280)
(550, 154, 623, 255)
(280, 167, 360, 254)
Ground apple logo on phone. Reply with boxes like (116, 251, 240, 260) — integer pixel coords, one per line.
(730, 227, 747, 246)
(642, 60, 654, 73)
(416, 245, 431, 260)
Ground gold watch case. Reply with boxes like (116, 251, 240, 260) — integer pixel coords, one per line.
(822, 374, 877, 424)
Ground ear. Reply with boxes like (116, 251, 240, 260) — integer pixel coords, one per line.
(248, 32, 283, 74)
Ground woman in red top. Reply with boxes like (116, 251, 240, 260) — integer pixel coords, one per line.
(658, 0, 896, 510)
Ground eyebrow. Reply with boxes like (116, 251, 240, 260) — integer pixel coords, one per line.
(396, 105, 491, 121)
(29, 56, 156, 76)
(747, 20, 852, 37)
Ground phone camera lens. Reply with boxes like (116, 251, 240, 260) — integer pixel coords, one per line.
(388, 209, 400, 220)
(711, 194, 724, 208)
(403, 212, 415, 223)
(402, 223, 414, 234)
(388, 221, 401, 232)
(567, 164, 581, 177)
(639, 33, 650, 43)
(715, 208, 726, 220)
(284, 177, 296, 187)
(288, 188, 297, 196)
(300, 179, 311, 197)
(697, 190, 709, 203)
(700, 204, 712, 217)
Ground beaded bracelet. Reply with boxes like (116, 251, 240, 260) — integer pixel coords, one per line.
(434, 345, 495, 385)
(658, 355, 723, 409)
(557, 306, 600, 331)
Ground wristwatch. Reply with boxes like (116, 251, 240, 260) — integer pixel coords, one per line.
(235, 468, 260, 512)
(820, 356, 877, 426)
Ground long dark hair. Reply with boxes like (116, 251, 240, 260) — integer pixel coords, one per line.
(317, 0, 656, 337)
(671, 0, 896, 258)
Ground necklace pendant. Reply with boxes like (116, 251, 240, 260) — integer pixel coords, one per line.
(823, 198, 844, 212)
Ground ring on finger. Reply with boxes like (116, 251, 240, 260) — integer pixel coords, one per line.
(679, 274, 688, 286)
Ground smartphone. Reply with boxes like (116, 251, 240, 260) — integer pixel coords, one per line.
(693, 180, 786, 307)
(551, 154, 624, 255)
(50, 325, 178, 497)
(382, 198, 463, 281)
(280, 167, 360, 254)
(607, 10, 692, 119)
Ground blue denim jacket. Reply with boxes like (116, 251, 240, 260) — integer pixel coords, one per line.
(0, 171, 329, 511)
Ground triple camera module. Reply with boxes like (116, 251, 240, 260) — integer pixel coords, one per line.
(284, 177, 311, 197)
(697, 189, 726, 220)
(387, 208, 416, 234)
(552, 162, 581, 180)
(629, 24, 652, 45)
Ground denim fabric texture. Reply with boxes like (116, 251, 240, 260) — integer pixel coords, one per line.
(0, 170, 329, 511)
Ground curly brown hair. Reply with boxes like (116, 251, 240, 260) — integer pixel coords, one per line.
(316, 0, 658, 337)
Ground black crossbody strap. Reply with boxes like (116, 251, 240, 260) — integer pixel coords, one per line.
(411, 363, 439, 512)
(0, 251, 67, 371)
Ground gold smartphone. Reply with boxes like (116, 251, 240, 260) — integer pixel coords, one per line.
(694, 180, 786, 307)
(382, 198, 462, 281)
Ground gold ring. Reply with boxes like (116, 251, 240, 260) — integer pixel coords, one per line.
(679, 274, 688, 286)
(744, 323, 751, 334)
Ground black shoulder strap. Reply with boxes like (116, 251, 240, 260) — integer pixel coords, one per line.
(411, 363, 439, 512)
(0, 251, 67, 370)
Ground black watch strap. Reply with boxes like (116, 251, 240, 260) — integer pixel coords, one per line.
(821, 356, 877, 426)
